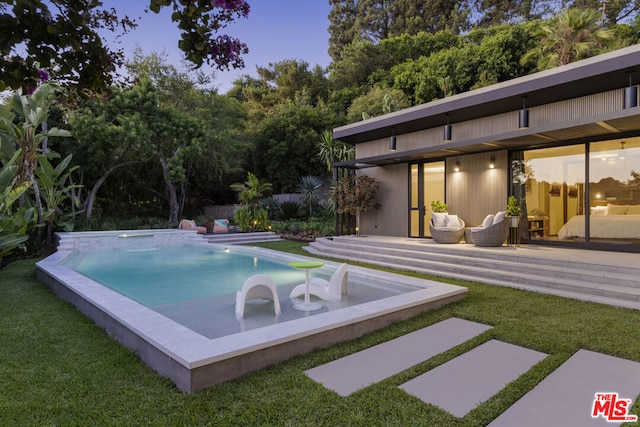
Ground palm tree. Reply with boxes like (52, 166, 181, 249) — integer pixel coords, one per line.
(297, 175, 324, 217)
(230, 172, 272, 205)
(521, 8, 618, 70)
(317, 130, 355, 172)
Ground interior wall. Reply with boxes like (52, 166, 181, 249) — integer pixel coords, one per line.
(358, 164, 408, 237)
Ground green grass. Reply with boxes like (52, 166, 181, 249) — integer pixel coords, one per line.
(2, 242, 640, 426)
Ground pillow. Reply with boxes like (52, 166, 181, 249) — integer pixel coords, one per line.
(481, 214, 494, 228)
(606, 204, 628, 215)
(213, 218, 230, 234)
(627, 205, 640, 215)
(432, 212, 447, 227)
(445, 214, 459, 228)
(590, 206, 607, 216)
(493, 211, 506, 225)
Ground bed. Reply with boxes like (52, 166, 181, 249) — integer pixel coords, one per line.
(558, 204, 640, 240)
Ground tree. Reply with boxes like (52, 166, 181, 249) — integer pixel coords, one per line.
(332, 174, 380, 236)
(250, 100, 337, 193)
(0, 0, 249, 92)
(71, 83, 155, 219)
(521, 8, 619, 70)
(390, 0, 470, 35)
(230, 171, 272, 205)
(347, 87, 410, 122)
(317, 130, 355, 172)
(328, 0, 360, 61)
(329, 40, 383, 88)
(387, 25, 534, 104)
(70, 79, 204, 223)
(328, 0, 470, 62)
(569, 0, 640, 25)
(472, 0, 556, 27)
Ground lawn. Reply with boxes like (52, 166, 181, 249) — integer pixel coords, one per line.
(1, 241, 639, 426)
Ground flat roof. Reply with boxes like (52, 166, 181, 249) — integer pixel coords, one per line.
(334, 44, 640, 145)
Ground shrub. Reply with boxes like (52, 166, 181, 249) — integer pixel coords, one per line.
(259, 196, 280, 219)
(278, 201, 303, 220)
(234, 205, 270, 232)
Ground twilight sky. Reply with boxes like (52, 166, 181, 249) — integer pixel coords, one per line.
(105, 1, 333, 93)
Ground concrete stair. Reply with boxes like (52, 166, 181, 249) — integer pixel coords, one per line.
(203, 231, 283, 245)
(305, 235, 640, 310)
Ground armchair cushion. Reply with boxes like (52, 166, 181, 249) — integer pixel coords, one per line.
(493, 211, 506, 225)
(445, 214, 460, 227)
(432, 212, 447, 227)
(481, 214, 494, 228)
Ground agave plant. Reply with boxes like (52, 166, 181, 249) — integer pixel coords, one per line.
(297, 175, 324, 217)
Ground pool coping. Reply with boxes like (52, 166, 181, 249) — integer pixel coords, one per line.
(36, 241, 467, 392)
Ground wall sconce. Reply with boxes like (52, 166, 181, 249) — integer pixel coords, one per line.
(454, 160, 460, 172)
(444, 114, 452, 141)
(624, 70, 638, 109)
(489, 156, 495, 169)
(519, 96, 529, 129)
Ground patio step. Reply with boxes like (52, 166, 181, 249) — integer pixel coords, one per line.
(305, 236, 640, 310)
(203, 231, 283, 245)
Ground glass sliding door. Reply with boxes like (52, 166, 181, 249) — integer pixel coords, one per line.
(520, 145, 585, 241)
(588, 139, 640, 244)
(518, 137, 640, 249)
(409, 162, 445, 237)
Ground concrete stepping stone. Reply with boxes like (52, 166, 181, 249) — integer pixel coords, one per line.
(489, 349, 640, 427)
(399, 339, 547, 417)
(305, 317, 492, 396)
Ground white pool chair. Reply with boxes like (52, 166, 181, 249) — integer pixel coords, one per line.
(235, 274, 281, 318)
(289, 263, 349, 302)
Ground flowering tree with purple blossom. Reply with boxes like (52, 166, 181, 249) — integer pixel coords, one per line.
(0, 0, 250, 93)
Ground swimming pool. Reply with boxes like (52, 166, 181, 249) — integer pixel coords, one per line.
(37, 229, 468, 392)
(60, 244, 410, 339)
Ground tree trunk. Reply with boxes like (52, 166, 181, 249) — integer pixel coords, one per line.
(159, 157, 179, 223)
(84, 162, 137, 219)
(27, 170, 44, 249)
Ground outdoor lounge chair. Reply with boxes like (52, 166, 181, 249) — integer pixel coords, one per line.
(471, 213, 509, 247)
(235, 274, 282, 318)
(178, 219, 207, 234)
(429, 214, 466, 244)
(289, 263, 349, 301)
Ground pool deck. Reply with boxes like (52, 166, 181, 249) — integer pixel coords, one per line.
(36, 230, 466, 392)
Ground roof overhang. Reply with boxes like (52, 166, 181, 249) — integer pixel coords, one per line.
(334, 107, 640, 168)
(333, 45, 640, 147)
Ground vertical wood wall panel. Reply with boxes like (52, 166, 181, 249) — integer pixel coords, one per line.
(446, 151, 508, 226)
(358, 164, 408, 237)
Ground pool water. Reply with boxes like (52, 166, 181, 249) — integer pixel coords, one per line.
(62, 245, 325, 307)
(61, 244, 416, 339)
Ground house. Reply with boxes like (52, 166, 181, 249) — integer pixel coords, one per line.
(332, 44, 640, 253)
